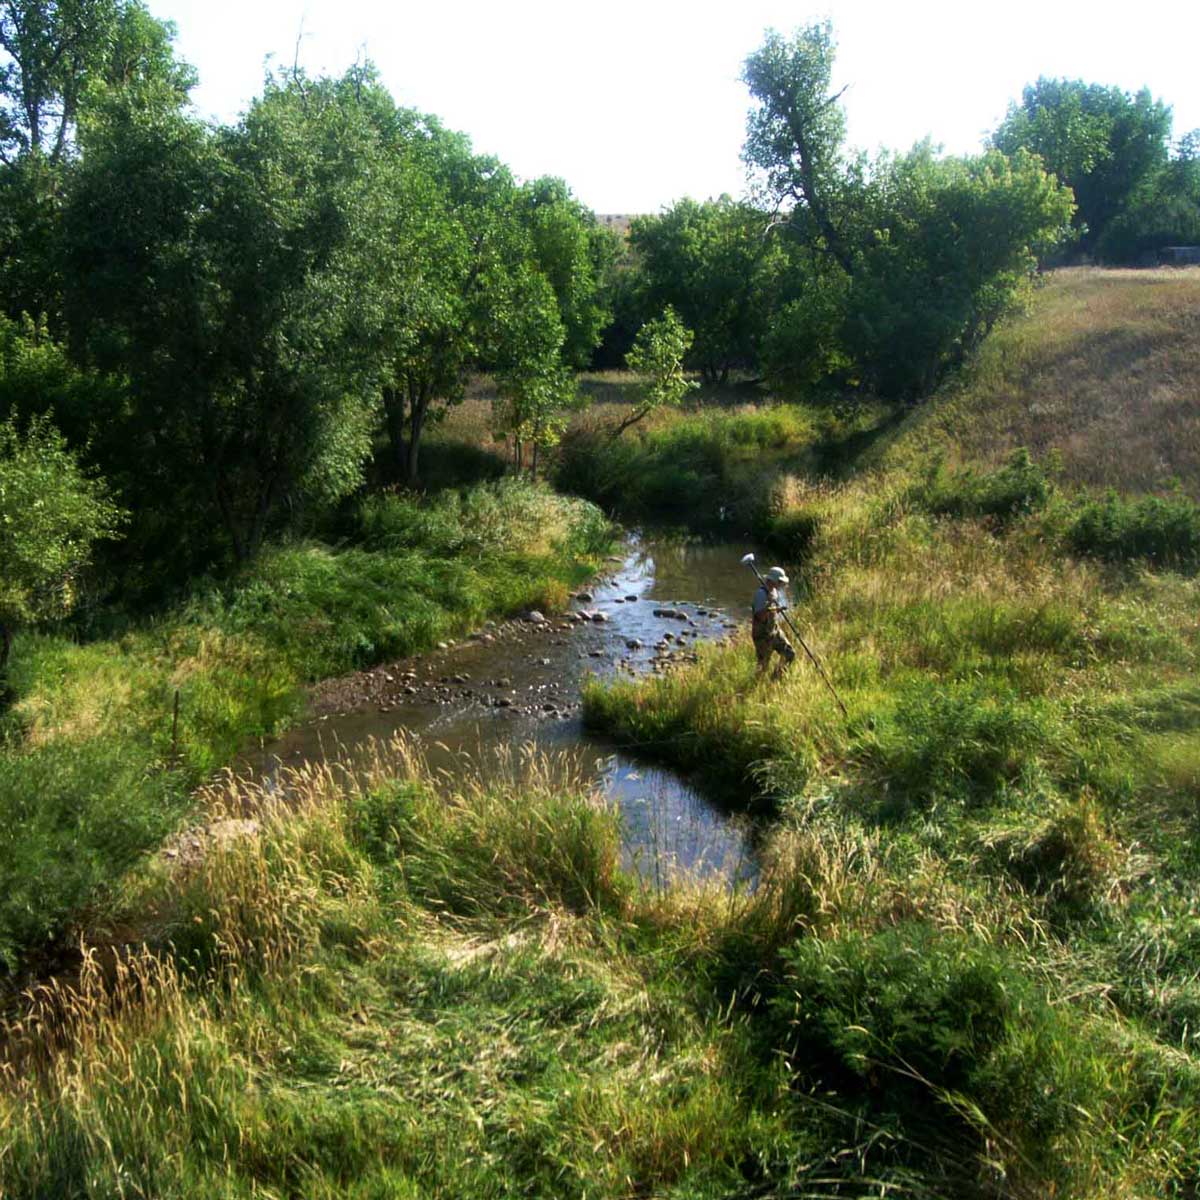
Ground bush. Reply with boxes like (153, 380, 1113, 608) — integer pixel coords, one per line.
(1068, 490, 1200, 572)
(914, 448, 1054, 521)
(768, 924, 1101, 1187)
(0, 738, 187, 973)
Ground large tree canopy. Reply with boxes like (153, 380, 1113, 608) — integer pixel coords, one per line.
(742, 24, 1074, 400)
(0, 0, 193, 324)
(991, 78, 1172, 253)
(64, 74, 391, 563)
(0, 0, 193, 164)
(629, 197, 785, 384)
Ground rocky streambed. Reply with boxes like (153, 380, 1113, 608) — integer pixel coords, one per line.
(246, 536, 758, 882)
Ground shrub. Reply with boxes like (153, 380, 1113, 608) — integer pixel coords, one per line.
(914, 447, 1054, 521)
(1068, 490, 1200, 572)
(0, 415, 125, 670)
(768, 924, 1102, 1188)
(0, 738, 187, 973)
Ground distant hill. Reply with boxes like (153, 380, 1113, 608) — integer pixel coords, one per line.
(877, 267, 1200, 498)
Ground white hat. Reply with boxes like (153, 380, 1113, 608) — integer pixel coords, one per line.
(766, 566, 789, 584)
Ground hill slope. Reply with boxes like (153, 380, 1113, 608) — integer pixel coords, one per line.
(877, 267, 1200, 496)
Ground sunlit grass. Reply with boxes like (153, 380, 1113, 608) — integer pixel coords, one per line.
(0, 480, 613, 977)
(3, 740, 1197, 1197)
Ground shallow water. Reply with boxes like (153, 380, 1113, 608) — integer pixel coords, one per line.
(245, 535, 764, 884)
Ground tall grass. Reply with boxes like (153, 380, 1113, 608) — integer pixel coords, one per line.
(3, 741, 1196, 1197)
(580, 298, 1200, 1189)
(0, 480, 613, 978)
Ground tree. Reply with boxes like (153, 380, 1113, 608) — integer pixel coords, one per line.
(1095, 129, 1200, 263)
(0, 0, 193, 324)
(629, 197, 786, 384)
(742, 23, 856, 273)
(0, 0, 192, 164)
(0, 414, 123, 670)
(371, 107, 491, 487)
(611, 307, 697, 438)
(841, 146, 1074, 399)
(517, 176, 615, 369)
(991, 78, 1172, 252)
(64, 74, 389, 563)
(490, 265, 577, 475)
(742, 24, 1074, 401)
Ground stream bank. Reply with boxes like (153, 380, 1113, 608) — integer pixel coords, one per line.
(245, 535, 762, 883)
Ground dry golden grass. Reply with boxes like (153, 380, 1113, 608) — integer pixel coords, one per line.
(891, 267, 1200, 496)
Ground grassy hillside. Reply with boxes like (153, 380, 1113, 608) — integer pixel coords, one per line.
(555, 268, 1200, 538)
(579, 268, 1200, 1193)
(871, 267, 1200, 494)
(5, 269, 1200, 1197)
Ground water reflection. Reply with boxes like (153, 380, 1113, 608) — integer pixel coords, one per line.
(246, 534, 761, 886)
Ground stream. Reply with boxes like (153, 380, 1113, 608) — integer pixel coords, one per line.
(245, 536, 760, 885)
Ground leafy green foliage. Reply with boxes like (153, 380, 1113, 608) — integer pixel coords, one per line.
(628, 198, 784, 383)
(992, 77, 1172, 252)
(914, 448, 1055, 521)
(0, 736, 186, 972)
(0, 415, 123, 661)
(743, 26, 1074, 400)
(843, 148, 1074, 399)
(518, 175, 615, 370)
(0, 0, 194, 164)
(1068, 490, 1200, 571)
(742, 23, 852, 272)
(64, 74, 386, 561)
(1095, 130, 1200, 263)
(609, 307, 697, 439)
(761, 268, 850, 393)
(491, 268, 579, 469)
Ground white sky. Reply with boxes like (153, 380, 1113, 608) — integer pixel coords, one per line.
(146, 0, 1200, 214)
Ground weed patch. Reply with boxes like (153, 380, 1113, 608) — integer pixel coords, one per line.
(1068, 490, 1200, 572)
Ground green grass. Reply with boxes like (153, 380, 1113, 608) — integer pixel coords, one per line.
(555, 402, 828, 534)
(0, 479, 613, 978)
(578, 271, 1200, 1192)
(4, 744, 1196, 1198)
(6, 269, 1200, 1194)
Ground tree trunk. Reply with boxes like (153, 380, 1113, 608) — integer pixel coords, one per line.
(0, 622, 11, 674)
(214, 474, 248, 565)
(246, 471, 279, 563)
(405, 381, 429, 487)
(531, 441, 540, 480)
(382, 385, 408, 481)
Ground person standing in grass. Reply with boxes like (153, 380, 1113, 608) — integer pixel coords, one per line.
(752, 566, 797, 679)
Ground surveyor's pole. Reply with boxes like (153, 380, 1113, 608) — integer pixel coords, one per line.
(742, 553, 848, 718)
